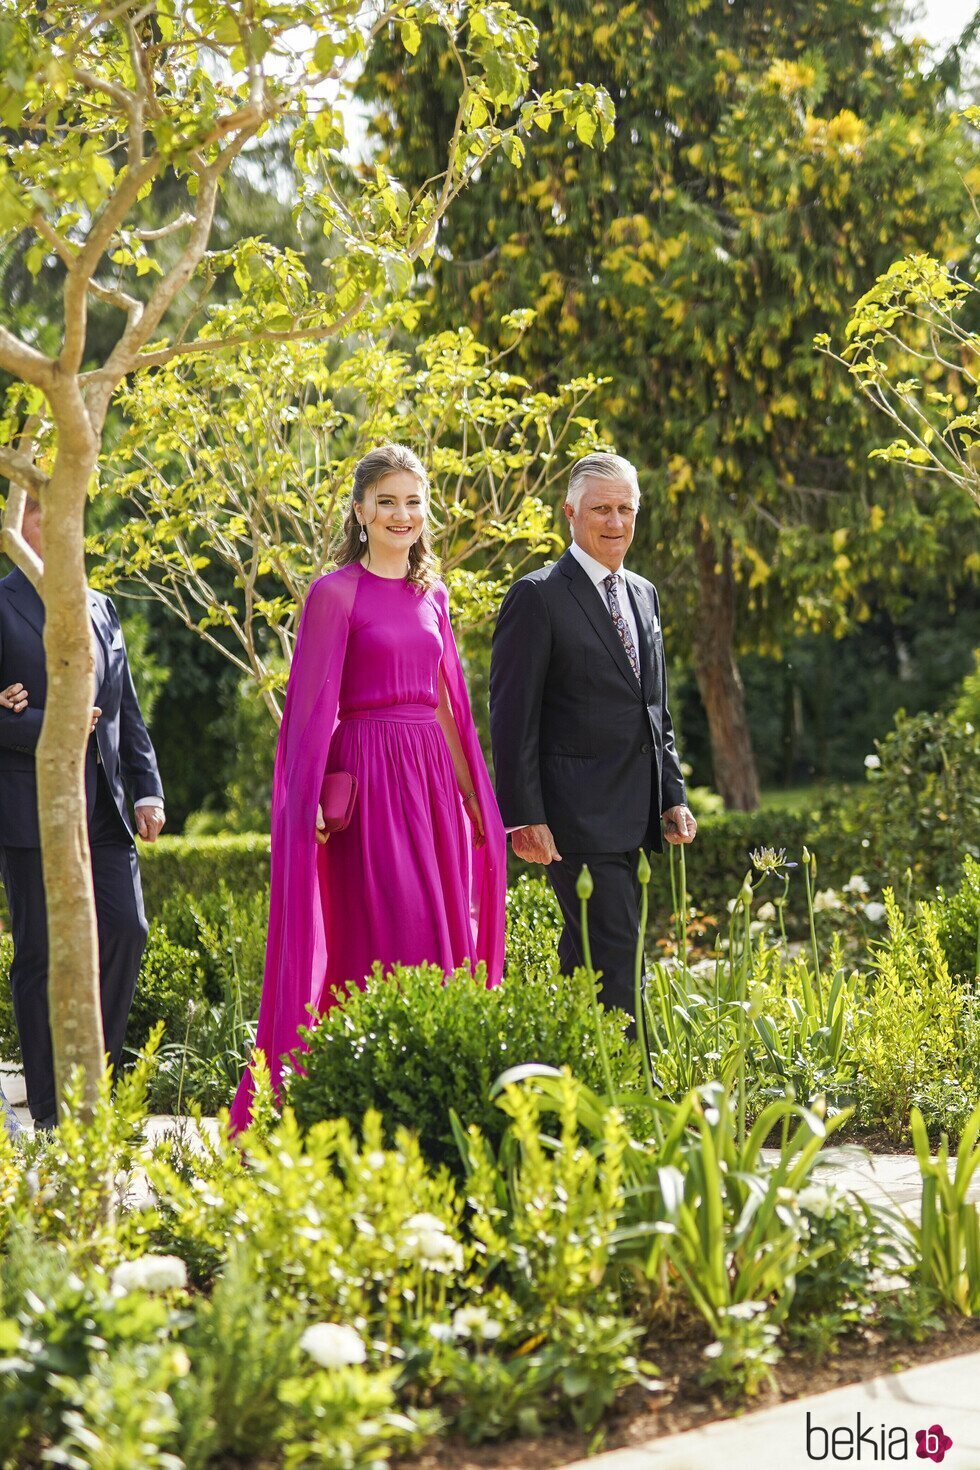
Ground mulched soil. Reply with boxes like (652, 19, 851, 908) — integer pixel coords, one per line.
(403, 1317, 980, 1470)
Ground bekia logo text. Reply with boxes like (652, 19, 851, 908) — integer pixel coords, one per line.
(806, 1412, 953, 1462)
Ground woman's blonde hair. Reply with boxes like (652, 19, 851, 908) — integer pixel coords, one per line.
(332, 443, 437, 591)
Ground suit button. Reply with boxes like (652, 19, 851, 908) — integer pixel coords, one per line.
(641, 742, 651, 754)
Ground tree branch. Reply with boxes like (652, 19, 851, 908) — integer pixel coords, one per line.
(0, 328, 56, 392)
(0, 424, 45, 588)
(0, 446, 49, 496)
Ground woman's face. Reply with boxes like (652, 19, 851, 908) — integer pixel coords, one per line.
(358, 470, 427, 555)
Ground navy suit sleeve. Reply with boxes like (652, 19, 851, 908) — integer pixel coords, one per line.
(654, 588, 687, 813)
(489, 577, 552, 829)
(0, 608, 43, 752)
(107, 599, 164, 805)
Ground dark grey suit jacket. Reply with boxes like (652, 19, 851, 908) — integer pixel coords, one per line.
(489, 549, 686, 854)
(0, 569, 163, 848)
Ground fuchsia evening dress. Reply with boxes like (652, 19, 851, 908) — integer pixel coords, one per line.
(229, 564, 506, 1131)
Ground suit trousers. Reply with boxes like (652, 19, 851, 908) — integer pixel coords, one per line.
(546, 849, 646, 1029)
(0, 768, 148, 1122)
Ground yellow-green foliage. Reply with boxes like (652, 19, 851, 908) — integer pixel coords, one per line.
(854, 893, 974, 1137)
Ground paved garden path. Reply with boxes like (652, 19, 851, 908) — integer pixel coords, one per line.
(561, 1352, 980, 1470)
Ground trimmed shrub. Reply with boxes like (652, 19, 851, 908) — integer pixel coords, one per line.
(138, 835, 270, 918)
(824, 705, 980, 896)
(125, 924, 205, 1055)
(286, 961, 641, 1171)
(933, 854, 980, 983)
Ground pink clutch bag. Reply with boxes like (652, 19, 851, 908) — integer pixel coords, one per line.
(319, 772, 358, 834)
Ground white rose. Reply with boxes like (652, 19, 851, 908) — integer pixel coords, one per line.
(812, 889, 842, 913)
(300, 1322, 367, 1369)
(863, 902, 887, 923)
(797, 1184, 841, 1221)
(452, 1306, 503, 1341)
(864, 754, 881, 770)
(400, 1223, 464, 1273)
(843, 875, 869, 896)
(111, 1254, 187, 1294)
(403, 1212, 449, 1234)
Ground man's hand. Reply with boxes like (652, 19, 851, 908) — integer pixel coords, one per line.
(135, 805, 166, 843)
(90, 706, 102, 734)
(0, 683, 28, 713)
(662, 805, 697, 845)
(511, 823, 562, 865)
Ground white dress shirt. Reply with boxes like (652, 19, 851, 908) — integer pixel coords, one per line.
(569, 541, 641, 663)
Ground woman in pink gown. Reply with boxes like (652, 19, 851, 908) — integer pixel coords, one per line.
(230, 445, 506, 1131)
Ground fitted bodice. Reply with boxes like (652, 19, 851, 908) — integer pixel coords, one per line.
(337, 566, 444, 716)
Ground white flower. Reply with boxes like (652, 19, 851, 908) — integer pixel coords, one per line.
(863, 902, 887, 923)
(452, 1306, 503, 1341)
(843, 875, 869, 896)
(757, 902, 777, 922)
(403, 1212, 449, 1234)
(813, 889, 842, 913)
(111, 1254, 187, 1294)
(364, 1151, 387, 1171)
(399, 1219, 464, 1274)
(726, 897, 739, 913)
(300, 1322, 366, 1369)
(797, 1184, 842, 1221)
(864, 754, 881, 770)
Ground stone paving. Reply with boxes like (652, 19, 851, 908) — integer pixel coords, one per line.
(560, 1353, 980, 1470)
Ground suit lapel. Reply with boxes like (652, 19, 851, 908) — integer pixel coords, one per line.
(6, 571, 109, 692)
(5, 568, 45, 639)
(88, 593, 109, 695)
(625, 573, 659, 705)
(559, 551, 641, 698)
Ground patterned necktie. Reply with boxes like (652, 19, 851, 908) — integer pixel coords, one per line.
(603, 573, 641, 683)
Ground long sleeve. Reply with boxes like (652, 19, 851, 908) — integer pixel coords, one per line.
(229, 568, 357, 1133)
(488, 577, 552, 829)
(0, 706, 43, 753)
(0, 616, 42, 752)
(435, 582, 506, 985)
(108, 599, 165, 804)
(655, 588, 687, 812)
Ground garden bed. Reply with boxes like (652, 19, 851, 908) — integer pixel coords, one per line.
(405, 1320, 980, 1470)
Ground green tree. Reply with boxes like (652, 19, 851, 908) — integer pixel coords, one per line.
(358, 0, 972, 808)
(0, 0, 611, 1113)
(818, 226, 980, 518)
(94, 322, 609, 721)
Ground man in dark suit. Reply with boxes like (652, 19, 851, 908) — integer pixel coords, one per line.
(489, 452, 696, 1023)
(0, 497, 165, 1129)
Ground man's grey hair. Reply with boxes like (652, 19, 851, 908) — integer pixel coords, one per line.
(565, 453, 641, 512)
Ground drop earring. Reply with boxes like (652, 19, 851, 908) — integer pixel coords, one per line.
(358, 522, 367, 544)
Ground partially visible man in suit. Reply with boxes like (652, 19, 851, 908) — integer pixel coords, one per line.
(0, 496, 165, 1129)
(489, 452, 696, 1025)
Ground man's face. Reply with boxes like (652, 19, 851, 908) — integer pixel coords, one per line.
(564, 477, 639, 572)
(22, 504, 41, 559)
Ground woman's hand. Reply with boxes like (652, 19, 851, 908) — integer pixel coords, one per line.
(315, 803, 330, 846)
(463, 790, 485, 848)
(0, 683, 28, 713)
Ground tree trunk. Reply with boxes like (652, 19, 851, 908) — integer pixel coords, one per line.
(38, 387, 105, 1119)
(691, 520, 761, 812)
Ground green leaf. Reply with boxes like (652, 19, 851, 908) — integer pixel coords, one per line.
(401, 20, 422, 56)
